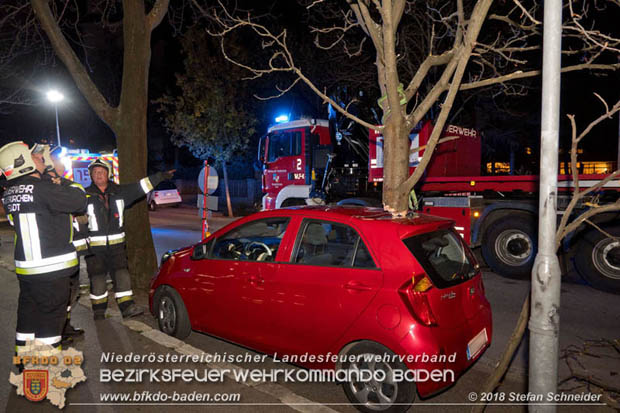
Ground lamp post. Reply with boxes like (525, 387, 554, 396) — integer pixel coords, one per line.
(46, 90, 64, 147)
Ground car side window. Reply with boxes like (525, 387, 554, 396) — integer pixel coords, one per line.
(210, 217, 290, 262)
(353, 242, 376, 269)
(294, 220, 376, 268)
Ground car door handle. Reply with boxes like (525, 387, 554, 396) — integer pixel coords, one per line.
(248, 275, 264, 285)
(343, 281, 373, 292)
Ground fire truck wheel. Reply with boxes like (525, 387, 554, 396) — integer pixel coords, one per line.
(573, 226, 620, 294)
(482, 215, 537, 279)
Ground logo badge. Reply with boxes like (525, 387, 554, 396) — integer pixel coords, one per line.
(441, 291, 456, 300)
(23, 370, 48, 402)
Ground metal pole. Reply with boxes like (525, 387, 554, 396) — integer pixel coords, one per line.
(201, 161, 210, 239)
(54, 104, 61, 147)
(529, 0, 562, 411)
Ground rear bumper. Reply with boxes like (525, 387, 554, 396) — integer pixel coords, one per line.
(399, 307, 492, 397)
(154, 198, 182, 205)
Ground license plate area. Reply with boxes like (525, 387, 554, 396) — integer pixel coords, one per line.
(467, 328, 488, 360)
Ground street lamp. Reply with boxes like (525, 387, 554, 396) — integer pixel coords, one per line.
(46, 89, 64, 147)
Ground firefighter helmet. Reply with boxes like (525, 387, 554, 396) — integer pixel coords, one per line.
(0, 141, 38, 180)
(88, 158, 113, 179)
(31, 144, 55, 172)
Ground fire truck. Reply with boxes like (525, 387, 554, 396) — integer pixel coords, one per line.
(59, 148, 120, 187)
(258, 118, 620, 294)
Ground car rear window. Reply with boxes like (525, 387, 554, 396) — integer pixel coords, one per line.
(403, 229, 477, 288)
(155, 181, 177, 190)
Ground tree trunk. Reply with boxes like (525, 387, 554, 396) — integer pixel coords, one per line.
(115, 1, 157, 288)
(222, 163, 234, 217)
(382, 116, 410, 215)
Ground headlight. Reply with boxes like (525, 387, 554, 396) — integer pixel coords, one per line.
(160, 249, 179, 266)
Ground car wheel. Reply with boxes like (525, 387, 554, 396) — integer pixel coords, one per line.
(341, 342, 415, 413)
(155, 286, 191, 339)
(573, 226, 620, 294)
(149, 201, 157, 211)
(481, 215, 537, 279)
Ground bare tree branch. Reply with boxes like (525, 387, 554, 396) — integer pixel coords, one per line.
(147, 0, 171, 31)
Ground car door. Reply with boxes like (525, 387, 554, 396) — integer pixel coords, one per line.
(258, 218, 383, 356)
(190, 217, 292, 344)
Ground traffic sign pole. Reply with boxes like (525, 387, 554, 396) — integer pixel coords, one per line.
(202, 160, 210, 239)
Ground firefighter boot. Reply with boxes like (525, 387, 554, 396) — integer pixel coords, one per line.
(121, 304, 144, 319)
(62, 319, 84, 339)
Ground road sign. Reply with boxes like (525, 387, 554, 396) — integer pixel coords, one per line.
(198, 166, 219, 195)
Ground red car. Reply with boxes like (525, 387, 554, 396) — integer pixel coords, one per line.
(150, 206, 492, 412)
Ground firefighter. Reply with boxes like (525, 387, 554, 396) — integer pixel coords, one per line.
(44, 145, 87, 342)
(0, 142, 87, 356)
(84, 158, 173, 319)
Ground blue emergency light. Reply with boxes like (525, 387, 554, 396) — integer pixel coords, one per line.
(275, 114, 289, 123)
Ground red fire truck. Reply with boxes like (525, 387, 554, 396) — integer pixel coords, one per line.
(258, 118, 620, 294)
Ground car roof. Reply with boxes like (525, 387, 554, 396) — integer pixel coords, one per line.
(254, 205, 453, 237)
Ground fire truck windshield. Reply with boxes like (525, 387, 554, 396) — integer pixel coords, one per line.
(267, 131, 302, 163)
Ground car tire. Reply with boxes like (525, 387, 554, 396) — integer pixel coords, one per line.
(573, 226, 620, 294)
(149, 201, 157, 211)
(341, 341, 415, 413)
(154, 286, 191, 339)
(481, 215, 537, 279)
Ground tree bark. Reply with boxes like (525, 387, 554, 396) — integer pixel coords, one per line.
(116, 0, 157, 288)
(378, 1, 409, 215)
(382, 116, 410, 214)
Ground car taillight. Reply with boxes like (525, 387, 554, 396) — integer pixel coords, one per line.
(155, 192, 159, 197)
(399, 275, 438, 326)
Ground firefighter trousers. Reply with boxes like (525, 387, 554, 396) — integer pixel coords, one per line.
(66, 268, 80, 322)
(85, 249, 135, 316)
(16, 276, 70, 353)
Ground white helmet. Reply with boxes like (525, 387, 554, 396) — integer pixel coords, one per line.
(0, 141, 38, 180)
(88, 158, 113, 179)
(31, 143, 54, 172)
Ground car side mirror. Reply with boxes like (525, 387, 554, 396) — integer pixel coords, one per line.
(191, 243, 208, 260)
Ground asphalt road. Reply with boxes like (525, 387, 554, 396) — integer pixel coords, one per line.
(0, 205, 616, 412)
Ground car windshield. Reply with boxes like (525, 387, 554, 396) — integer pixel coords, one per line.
(155, 181, 177, 190)
(267, 131, 302, 162)
(403, 229, 477, 288)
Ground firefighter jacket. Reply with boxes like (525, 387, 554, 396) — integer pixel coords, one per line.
(85, 173, 164, 253)
(1, 174, 87, 279)
(45, 172, 90, 256)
